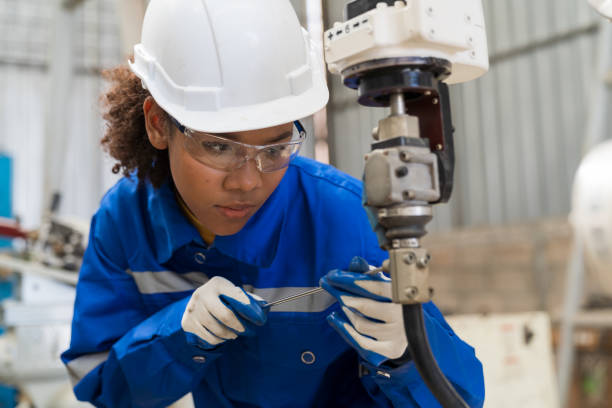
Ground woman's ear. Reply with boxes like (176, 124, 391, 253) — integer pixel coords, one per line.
(143, 97, 170, 150)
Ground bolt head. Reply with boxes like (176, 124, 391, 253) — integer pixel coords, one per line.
(395, 166, 409, 178)
(404, 286, 418, 299)
(403, 253, 416, 265)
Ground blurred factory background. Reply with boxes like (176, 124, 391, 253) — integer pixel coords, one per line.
(0, 0, 611, 407)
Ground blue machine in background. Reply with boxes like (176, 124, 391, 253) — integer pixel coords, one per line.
(0, 154, 17, 407)
(0, 154, 11, 216)
(0, 154, 12, 249)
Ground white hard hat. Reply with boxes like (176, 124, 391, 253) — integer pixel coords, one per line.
(129, 0, 329, 133)
(571, 140, 612, 292)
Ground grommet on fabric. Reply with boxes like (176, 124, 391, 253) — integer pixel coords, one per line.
(301, 351, 316, 365)
(192, 356, 206, 363)
(376, 370, 391, 379)
(194, 253, 206, 264)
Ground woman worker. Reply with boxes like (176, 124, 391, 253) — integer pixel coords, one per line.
(61, 0, 484, 406)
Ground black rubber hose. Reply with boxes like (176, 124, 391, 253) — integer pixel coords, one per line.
(403, 304, 469, 408)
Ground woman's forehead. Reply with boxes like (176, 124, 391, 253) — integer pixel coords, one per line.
(209, 122, 294, 145)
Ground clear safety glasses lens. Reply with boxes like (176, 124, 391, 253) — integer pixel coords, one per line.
(179, 122, 305, 173)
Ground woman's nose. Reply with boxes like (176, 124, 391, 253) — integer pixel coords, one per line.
(223, 157, 263, 192)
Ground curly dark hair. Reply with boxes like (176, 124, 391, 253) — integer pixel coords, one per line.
(100, 65, 170, 188)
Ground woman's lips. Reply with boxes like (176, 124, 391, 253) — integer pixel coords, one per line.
(214, 204, 256, 219)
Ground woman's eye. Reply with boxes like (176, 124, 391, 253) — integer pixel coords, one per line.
(264, 145, 287, 158)
(202, 142, 231, 154)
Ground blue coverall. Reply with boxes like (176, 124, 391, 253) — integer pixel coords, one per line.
(62, 156, 485, 407)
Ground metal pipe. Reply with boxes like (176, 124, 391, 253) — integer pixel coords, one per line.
(390, 92, 406, 116)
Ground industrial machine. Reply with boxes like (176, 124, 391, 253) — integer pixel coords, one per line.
(590, 0, 612, 19)
(571, 140, 612, 296)
(0, 155, 86, 407)
(324, 1, 488, 406)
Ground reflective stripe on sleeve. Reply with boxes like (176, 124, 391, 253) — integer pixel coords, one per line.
(66, 351, 110, 386)
(127, 270, 209, 294)
(249, 287, 336, 313)
(127, 271, 335, 313)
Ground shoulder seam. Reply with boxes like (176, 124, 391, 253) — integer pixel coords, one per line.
(290, 159, 362, 199)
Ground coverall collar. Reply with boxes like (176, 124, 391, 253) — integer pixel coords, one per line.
(147, 176, 288, 268)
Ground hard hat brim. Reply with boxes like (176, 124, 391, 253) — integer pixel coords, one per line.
(142, 73, 329, 134)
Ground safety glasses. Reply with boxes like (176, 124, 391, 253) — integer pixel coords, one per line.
(170, 117, 306, 173)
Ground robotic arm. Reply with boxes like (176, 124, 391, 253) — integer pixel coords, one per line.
(324, 1, 606, 406)
(324, 1, 488, 406)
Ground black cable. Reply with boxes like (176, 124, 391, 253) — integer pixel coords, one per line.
(403, 304, 469, 408)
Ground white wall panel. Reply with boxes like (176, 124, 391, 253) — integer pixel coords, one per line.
(0, 68, 46, 228)
(0, 0, 121, 228)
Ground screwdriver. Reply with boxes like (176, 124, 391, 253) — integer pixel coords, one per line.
(262, 265, 385, 308)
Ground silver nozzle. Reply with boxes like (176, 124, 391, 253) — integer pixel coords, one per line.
(390, 93, 406, 116)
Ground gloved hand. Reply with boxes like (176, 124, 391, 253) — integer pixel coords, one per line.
(320, 256, 408, 367)
(181, 276, 268, 349)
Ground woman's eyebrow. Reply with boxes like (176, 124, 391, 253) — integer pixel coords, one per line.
(216, 131, 292, 144)
(265, 131, 293, 144)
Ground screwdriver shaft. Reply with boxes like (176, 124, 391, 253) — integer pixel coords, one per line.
(262, 266, 385, 308)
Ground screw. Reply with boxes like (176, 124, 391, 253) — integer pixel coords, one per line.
(405, 286, 418, 299)
(417, 254, 431, 269)
(435, 144, 443, 151)
(395, 166, 409, 178)
(432, 98, 439, 105)
(425, 91, 432, 96)
(402, 190, 416, 200)
(399, 151, 411, 162)
(403, 253, 416, 265)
